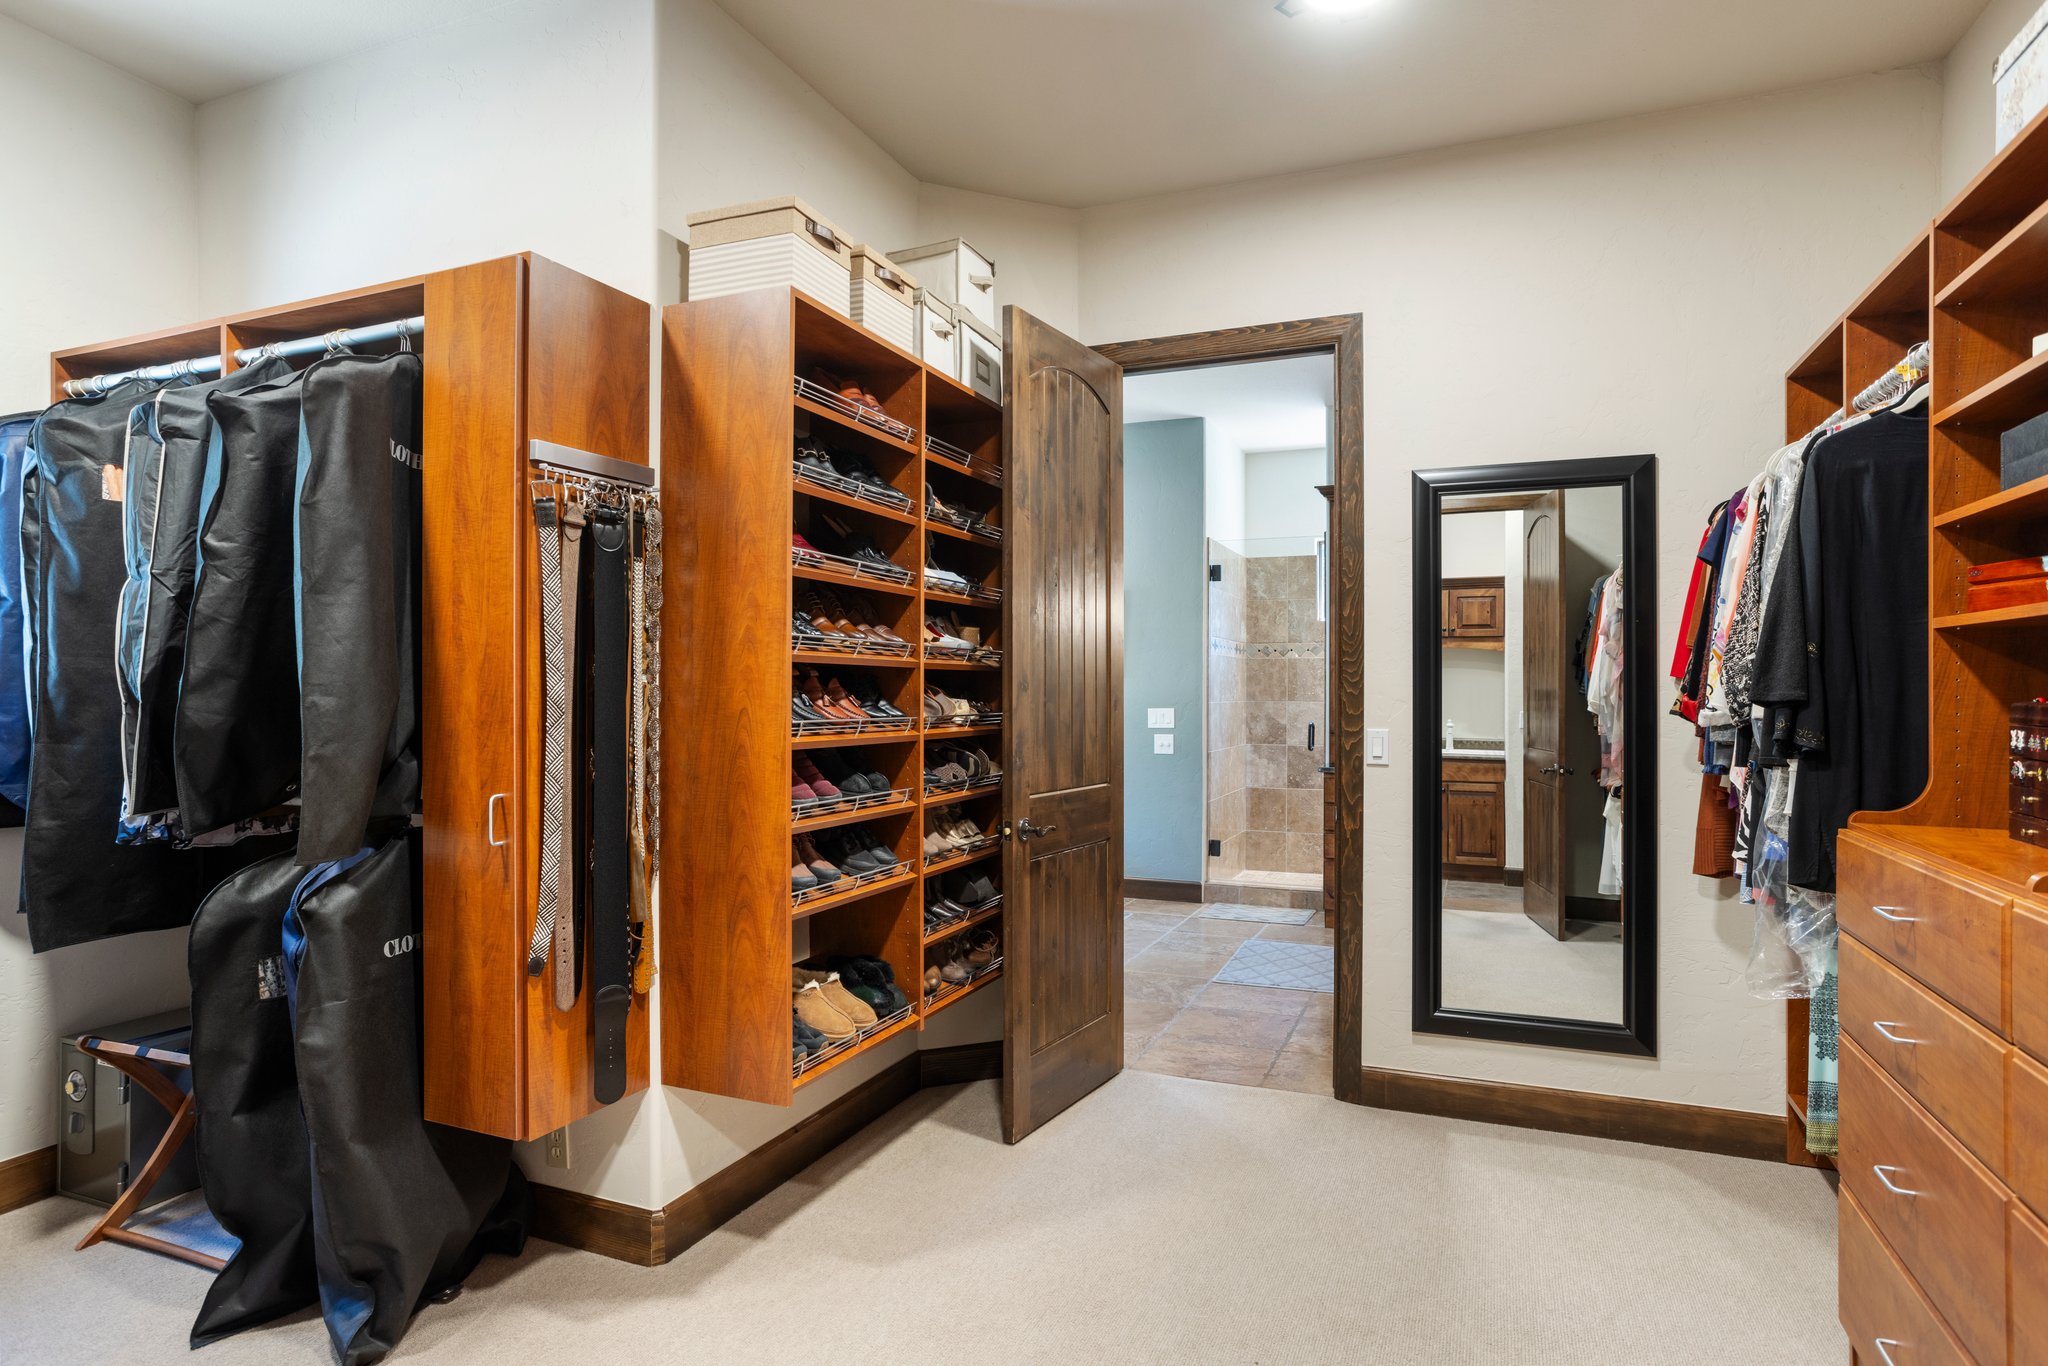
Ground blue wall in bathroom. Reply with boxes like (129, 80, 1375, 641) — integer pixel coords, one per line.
(1123, 418, 1207, 883)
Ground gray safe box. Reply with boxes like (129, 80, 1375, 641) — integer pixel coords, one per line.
(55, 1011, 200, 1210)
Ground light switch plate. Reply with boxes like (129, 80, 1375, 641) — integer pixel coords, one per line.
(1367, 728, 1390, 766)
(1147, 707, 1175, 729)
(1153, 733, 1175, 755)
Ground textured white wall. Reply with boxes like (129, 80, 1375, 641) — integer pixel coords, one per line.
(914, 185, 1083, 338)
(0, 14, 202, 1165)
(1080, 71, 1946, 1113)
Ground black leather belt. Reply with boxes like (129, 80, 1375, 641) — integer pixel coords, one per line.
(588, 505, 631, 1103)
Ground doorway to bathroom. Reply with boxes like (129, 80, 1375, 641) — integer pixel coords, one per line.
(1110, 346, 1346, 1095)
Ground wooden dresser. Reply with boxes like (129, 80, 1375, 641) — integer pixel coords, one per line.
(1823, 102, 2048, 1366)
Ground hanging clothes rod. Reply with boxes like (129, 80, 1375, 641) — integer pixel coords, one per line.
(61, 316, 426, 399)
(1851, 340, 1931, 415)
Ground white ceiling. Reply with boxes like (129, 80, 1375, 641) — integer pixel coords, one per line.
(712, 0, 1985, 206)
(0, 0, 518, 103)
(1125, 355, 1331, 452)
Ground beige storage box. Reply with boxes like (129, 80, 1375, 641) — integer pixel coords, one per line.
(914, 289, 960, 380)
(2000, 3, 2048, 151)
(890, 238, 997, 330)
(955, 308, 1002, 404)
(847, 245, 918, 353)
(688, 197, 853, 316)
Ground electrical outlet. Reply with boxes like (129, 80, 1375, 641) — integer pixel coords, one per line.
(1153, 733, 1175, 755)
(544, 1127, 571, 1170)
(1147, 707, 1175, 729)
(1367, 728, 1390, 766)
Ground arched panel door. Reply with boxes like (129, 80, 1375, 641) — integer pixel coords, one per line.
(1001, 307, 1124, 1143)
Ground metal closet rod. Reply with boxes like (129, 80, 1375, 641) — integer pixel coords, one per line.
(61, 316, 426, 398)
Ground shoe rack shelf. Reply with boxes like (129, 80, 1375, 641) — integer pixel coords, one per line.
(661, 286, 1006, 1106)
(924, 961, 1004, 1019)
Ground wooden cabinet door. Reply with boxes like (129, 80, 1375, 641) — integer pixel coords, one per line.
(1443, 580, 1504, 640)
(1001, 307, 1124, 1144)
(1444, 783, 1503, 866)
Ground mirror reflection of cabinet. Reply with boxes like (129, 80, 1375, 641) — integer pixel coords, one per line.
(1442, 758, 1505, 873)
(1441, 576, 1505, 646)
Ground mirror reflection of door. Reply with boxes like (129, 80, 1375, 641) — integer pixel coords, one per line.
(1431, 481, 1629, 1031)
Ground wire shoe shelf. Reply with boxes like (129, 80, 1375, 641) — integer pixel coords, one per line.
(792, 1000, 913, 1079)
(792, 458, 912, 513)
(794, 375, 916, 443)
(792, 785, 912, 818)
(925, 434, 1003, 485)
(793, 544, 914, 585)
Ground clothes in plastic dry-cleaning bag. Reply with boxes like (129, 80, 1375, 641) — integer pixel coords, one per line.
(0, 410, 36, 817)
(186, 850, 319, 1347)
(282, 834, 528, 1366)
(117, 357, 291, 837)
(294, 352, 422, 864)
(20, 378, 205, 949)
(175, 368, 308, 836)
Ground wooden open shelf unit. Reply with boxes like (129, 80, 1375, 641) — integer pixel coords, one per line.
(660, 287, 1006, 1105)
(52, 254, 655, 1142)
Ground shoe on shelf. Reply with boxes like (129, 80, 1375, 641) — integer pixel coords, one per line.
(796, 835, 841, 885)
(794, 981, 856, 1042)
(792, 773, 820, 806)
(793, 1010, 828, 1060)
(793, 968, 878, 1029)
(937, 944, 970, 984)
(826, 955, 908, 1014)
(792, 852, 818, 893)
(792, 532, 826, 562)
(953, 875, 999, 908)
(965, 929, 1001, 970)
(923, 965, 943, 998)
(793, 755, 843, 800)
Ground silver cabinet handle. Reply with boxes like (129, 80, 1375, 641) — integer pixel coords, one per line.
(487, 792, 509, 848)
(1872, 1165, 1920, 1197)
(1870, 904, 1918, 923)
(1872, 1020, 1921, 1046)
(1873, 1337, 1901, 1366)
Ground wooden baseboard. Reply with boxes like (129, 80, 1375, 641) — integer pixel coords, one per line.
(1353, 1067, 1783, 1162)
(1444, 866, 1506, 884)
(535, 1042, 1004, 1265)
(1502, 868, 1524, 888)
(1125, 878, 1202, 902)
(919, 1041, 1003, 1087)
(0, 1145, 56, 1217)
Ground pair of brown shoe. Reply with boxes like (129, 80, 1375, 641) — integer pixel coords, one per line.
(793, 968, 876, 1041)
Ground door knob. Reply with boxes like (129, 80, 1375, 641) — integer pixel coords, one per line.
(1017, 818, 1058, 841)
(1538, 765, 1575, 777)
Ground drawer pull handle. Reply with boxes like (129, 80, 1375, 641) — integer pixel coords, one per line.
(1870, 904, 1918, 923)
(487, 792, 509, 848)
(1873, 1338, 1901, 1366)
(1872, 1165, 1921, 1198)
(1872, 1020, 1921, 1046)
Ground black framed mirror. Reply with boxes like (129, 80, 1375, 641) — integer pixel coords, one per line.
(1411, 456, 1657, 1055)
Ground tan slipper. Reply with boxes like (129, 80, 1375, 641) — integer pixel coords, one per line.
(794, 980, 856, 1041)
(794, 969, 877, 1029)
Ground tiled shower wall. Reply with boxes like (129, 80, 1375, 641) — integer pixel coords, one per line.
(1208, 549, 1326, 879)
(1206, 542, 1248, 878)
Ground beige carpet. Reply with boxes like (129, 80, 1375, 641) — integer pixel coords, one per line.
(0, 1074, 1843, 1364)
(1440, 902, 1625, 1024)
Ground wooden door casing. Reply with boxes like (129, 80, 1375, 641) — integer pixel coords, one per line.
(1520, 492, 1568, 940)
(1002, 306, 1124, 1144)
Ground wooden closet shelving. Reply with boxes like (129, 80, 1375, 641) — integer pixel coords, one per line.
(661, 287, 1006, 1104)
(1819, 100, 2048, 1366)
(52, 254, 655, 1143)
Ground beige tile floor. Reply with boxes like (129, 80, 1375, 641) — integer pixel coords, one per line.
(1122, 897, 1335, 1097)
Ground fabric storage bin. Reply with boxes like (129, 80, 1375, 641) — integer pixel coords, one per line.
(891, 238, 997, 330)
(956, 309, 1002, 404)
(915, 289, 961, 380)
(1999, 3, 2048, 151)
(2004, 406, 2048, 488)
(847, 245, 918, 353)
(688, 197, 853, 316)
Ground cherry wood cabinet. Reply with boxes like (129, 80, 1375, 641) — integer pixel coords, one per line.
(1440, 577, 1504, 646)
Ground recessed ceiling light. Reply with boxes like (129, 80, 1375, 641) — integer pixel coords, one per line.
(1276, 0, 1381, 17)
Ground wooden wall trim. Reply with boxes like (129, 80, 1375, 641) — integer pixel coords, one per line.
(0, 1145, 57, 1217)
(1357, 1067, 1784, 1161)
(1125, 878, 1202, 903)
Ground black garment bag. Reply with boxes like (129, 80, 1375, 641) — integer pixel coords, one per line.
(187, 851, 319, 1346)
(283, 834, 527, 1366)
(20, 378, 205, 950)
(120, 357, 291, 828)
(176, 369, 307, 835)
(294, 352, 423, 864)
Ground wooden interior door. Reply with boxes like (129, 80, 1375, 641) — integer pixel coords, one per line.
(1001, 307, 1123, 1144)
(1520, 491, 1569, 940)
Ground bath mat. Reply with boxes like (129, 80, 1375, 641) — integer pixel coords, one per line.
(1198, 902, 1315, 926)
(1213, 939, 1333, 993)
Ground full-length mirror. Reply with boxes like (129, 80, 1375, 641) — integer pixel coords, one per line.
(1412, 456, 1657, 1055)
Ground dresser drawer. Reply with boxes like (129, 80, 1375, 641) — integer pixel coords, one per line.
(2017, 899, 2048, 1060)
(1839, 1188, 1971, 1366)
(1839, 935, 2007, 1173)
(1839, 833, 2008, 1030)
(2012, 1049, 2048, 1222)
(1840, 1039, 2007, 1364)
(2016, 1203, 2048, 1366)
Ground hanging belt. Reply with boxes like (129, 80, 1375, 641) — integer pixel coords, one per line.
(554, 499, 587, 1011)
(589, 505, 632, 1103)
(627, 507, 649, 952)
(527, 487, 565, 979)
(634, 501, 663, 997)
